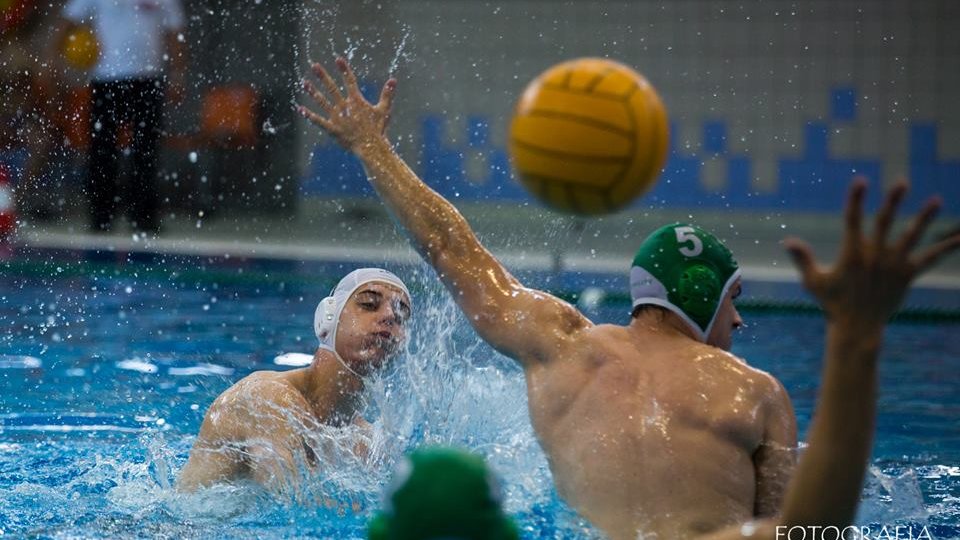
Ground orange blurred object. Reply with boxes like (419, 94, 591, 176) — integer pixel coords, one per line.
(200, 85, 258, 147)
(62, 25, 100, 70)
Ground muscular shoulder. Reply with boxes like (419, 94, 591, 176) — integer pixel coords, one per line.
(222, 371, 312, 417)
(550, 323, 624, 365)
(748, 367, 790, 405)
(578, 323, 641, 348)
(198, 371, 309, 442)
(703, 354, 797, 449)
(739, 365, 793, 423)
(698, 348, 789, 403)
(585, 323, 630, 338)
(220, 370, 303, 402)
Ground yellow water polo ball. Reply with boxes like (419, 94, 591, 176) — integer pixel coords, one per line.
(509, 58, 669, 216)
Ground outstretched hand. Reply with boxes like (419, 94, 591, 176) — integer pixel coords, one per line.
(298, 57, 397, 153)
(785, 178, 960, 327)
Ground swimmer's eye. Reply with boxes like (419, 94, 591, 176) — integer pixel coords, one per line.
(355, 295, 380, 311)
(393, 301, 412, 323)
(355, 291, 411, 321)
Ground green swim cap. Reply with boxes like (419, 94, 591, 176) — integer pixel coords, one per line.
(630, 223, 740, 341)
(368, 447, 520, 540)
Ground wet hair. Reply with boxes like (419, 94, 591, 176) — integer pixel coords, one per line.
(631, 304, 668, 320)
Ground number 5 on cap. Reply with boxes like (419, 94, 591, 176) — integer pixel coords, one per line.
(675, 226, 703, 257)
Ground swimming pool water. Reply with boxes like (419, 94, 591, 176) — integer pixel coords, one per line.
(1, 254, 958, 538)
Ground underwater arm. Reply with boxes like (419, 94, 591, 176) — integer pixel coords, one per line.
(178, 382, 318, 502)
(241, 383, 324, 502)
(299, 58, 591, 367)
(701, 180, 960, 539)
(178, 398, 248, 491)
(351, 416, 373, 459)
(245, 418, 312, 501)
(178, 433, 242, 491)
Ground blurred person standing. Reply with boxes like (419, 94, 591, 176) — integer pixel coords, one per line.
(51, 0, 187, 234)
(1, 9, 57, 220)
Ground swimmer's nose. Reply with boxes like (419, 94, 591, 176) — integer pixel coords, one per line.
(381, 304, 402, 326)
(733, 309, 744, 330)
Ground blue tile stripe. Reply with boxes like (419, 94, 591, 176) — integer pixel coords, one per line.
(298, 86, 956, 216)
(831, 88, 857, 122)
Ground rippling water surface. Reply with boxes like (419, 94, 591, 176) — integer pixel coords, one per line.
(1, 260, 957, 538)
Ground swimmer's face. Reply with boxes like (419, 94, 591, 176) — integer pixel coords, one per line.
(706, 279, 743, 351)
(335, 282, 411, 374)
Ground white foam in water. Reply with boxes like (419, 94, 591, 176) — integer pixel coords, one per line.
(858, 466, 931, 524)
(273, 352, 314, 366)
(355, 285, 554, 514)
(0, 280, 555, 537)
(0, 355, 42, 369)
(116, 358, 159, 374)
(151, 281, 566, 532)
(168, 363, 235, 376)
(4, 277, 952, 538)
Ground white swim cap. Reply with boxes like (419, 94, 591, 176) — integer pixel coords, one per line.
(314, 268, 412, 356)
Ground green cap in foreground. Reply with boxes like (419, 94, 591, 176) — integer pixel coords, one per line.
(368, 447, 520, 540)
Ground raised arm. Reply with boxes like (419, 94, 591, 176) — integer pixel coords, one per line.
(778, 180, 959, 526)
(703, 179, 960, 539)
(299, 59, 590, 368)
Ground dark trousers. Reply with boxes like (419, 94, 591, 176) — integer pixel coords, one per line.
(88, 77, 164, 232)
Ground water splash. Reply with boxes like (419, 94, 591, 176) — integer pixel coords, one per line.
(388, 28, 413, 76)
(858, 465, 932, 524)
(4, 272, 955, 538)
(0, 278, 571, 537)
(218, 283, 555, 515)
